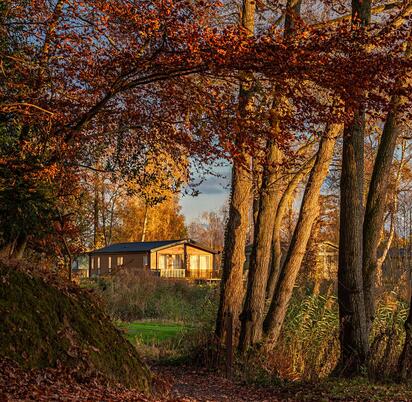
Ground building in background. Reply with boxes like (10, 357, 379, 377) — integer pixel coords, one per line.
(88, 239, 218, 280)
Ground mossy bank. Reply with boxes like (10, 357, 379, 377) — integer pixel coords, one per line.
(0, 261, 151, 393)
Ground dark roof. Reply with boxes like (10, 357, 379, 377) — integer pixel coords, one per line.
(90, 239, 217, 254)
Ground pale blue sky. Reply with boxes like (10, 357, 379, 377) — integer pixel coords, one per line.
(180, 164, 231, 223)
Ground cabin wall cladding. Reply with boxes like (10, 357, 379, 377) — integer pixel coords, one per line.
(90, 252, 147, 276)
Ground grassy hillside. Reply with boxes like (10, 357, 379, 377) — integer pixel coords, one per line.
(0, 261, 151, 393)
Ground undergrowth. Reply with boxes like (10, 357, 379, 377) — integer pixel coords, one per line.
(91, 270, 219, 324)
(238, 292, 409, 383)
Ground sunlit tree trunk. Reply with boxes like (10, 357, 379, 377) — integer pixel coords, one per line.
(215, 0, 255, 341)
(237, 0, 303, 351)
(363, 39, 411, 332)
(336, 0, 371, 376)
(266, 156, 314, 301)
(93, 177, 99, 249)
(263, 124, 339, 349)
(239, 139, 281, 351)
(141, 203, 149, 242)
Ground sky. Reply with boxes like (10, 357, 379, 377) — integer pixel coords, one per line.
(180, 163, 231, 223)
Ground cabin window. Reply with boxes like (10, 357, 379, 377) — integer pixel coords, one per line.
(158, 255, 166, 270)
(91, 257, 94, 270)
(158, 254, 183, 270)
(117, 256, 124, 266)
(172, 255, 183, 269)
(108, 256, 112, 273)
(143, 254, 148, 267)
(97, 257, 101, 274)
(200, 255, 210, 269)
(190, 255, 211, 270)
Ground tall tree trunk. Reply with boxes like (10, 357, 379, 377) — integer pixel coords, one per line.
(337, 112, 369, 375)
(216, 159, 253, 339)
(263, 124, 340, 349)
(93, 179, 99, 249)
(266, 155, 314, 301)
(362, 39, 411, 332)
(336, 0, 371, 376)
(238, 140, 281, 351)
(215, 0, 255, 341)
(237, 0, 303, 351)
(141, 202, 149, 242)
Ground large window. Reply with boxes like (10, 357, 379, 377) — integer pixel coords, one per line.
(116, 256, 124, 266)
(158, 254, 183, 270)
(190, 255, 211, 270)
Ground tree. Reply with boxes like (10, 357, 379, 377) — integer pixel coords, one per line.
(215, 0, 256, 342)
(363, 38, 412, 333)
(336, 0, 372, 376)
(263, 123, 341, 350)
(114, 195, 187, 242)
(238, 0, 300, 352)
(188, 210, 226, 250)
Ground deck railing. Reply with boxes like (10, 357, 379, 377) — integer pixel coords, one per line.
(155, 268, 218, 279)
(159, 268, 186, 278)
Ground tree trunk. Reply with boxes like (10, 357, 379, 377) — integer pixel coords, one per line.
(93, 179, 99, 249)
(335, 0, 371, 376)
(141, 203, 149, 242)
(263, 124, 340, 349)
(238, 140, 281, 351)
(215, 0, 255, 341)
(237, 0, 302, 348)
(337, 112, 369, 375)
(252, 157, 263, 228)
(362, 39, 411, 333)
(266, 156, 314, 301)
(216, 158, 253, 339)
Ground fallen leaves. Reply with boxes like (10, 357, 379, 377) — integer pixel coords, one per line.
(0, 358, 150, 402)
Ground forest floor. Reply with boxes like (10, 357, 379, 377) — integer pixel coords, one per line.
(2, 358, 412, 401)
(153, 365, 412, 402)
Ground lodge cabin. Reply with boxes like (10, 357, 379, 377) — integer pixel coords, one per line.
(88, 239, 218, 280)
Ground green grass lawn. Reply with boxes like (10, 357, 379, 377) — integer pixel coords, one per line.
(117, 321, 189, 345)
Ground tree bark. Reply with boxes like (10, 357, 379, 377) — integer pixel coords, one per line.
(266, 156, 314, 301)
(238, 140, 281, 351)
(337, 111, 369, 375)
(215, 0, 255, 341)
(335, 0, 371, 377)
(362, 39, 411, 333)
(263, 124, 340, 349)
(216, 158, 253, 340)
(237, 1, 303, 351)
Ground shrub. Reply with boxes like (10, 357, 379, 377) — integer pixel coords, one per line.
(97, 270, 219, 325)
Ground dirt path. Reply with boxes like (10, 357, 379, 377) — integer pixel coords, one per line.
(154, 366, 284, 402)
